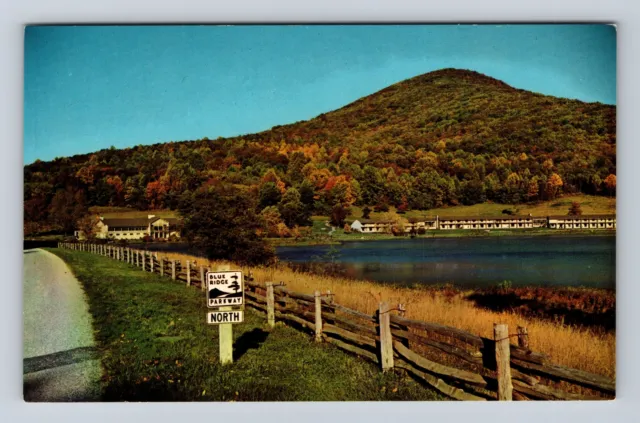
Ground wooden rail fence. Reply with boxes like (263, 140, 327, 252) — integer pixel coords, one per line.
(58, 242, 615, 401)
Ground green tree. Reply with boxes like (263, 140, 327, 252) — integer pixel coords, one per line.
(178, 184, 275, 265)
(278, 187, 310, 227)
(360, 166, 384, 205)
(259, 182, 282, 209)
(286, 151, 307, 185)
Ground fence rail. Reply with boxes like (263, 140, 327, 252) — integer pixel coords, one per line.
(57, 242, 615, 401)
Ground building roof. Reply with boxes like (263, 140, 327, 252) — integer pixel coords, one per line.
(102, 218, 151, 228)
(102, 215, 182, 228)
(438, 216, 543, 221)
(149, 216, 181, 225)
(547, 214, 616, 220)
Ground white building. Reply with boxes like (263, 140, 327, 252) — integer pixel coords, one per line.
(77, 214, 181, 240)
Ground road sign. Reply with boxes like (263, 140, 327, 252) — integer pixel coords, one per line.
(207, 270, 244, 308)
(207, 310, 244, 324)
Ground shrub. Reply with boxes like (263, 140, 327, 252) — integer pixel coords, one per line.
(497, 280, 513, 290)
(417, 227, 427, 235)
(568, 202, 583, 216)
(374, 203, 390, 212)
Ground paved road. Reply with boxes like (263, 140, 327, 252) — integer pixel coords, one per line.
(23, 249, 101, 401)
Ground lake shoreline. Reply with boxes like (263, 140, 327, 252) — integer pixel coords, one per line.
(268, 228, 616, 247)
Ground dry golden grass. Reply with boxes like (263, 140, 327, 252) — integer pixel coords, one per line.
(159, 251, 615, 379)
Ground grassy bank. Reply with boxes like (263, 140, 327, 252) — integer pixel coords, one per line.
(48, 249, 443, 401)
(159, 251, 615, 380)
(347, 194, 616, 221)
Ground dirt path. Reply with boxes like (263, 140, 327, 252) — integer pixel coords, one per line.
(23, 248, 101, 401)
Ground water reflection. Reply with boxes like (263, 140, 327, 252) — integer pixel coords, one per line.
(279, 235, 615, 289)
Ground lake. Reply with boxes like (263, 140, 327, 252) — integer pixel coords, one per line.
(276, 235, 616, 289)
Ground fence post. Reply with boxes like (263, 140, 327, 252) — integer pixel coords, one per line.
(142, 252, 147, 271)
(150, 252, 154, 273)
(378, 302, 394, 372)
(266, 282, 275, 329)
(494, 323, 513, 401)
(517, 326, 529, 349)
(171, 260, 176, 280)
(200, 266, 206, 291)
(314, 290, 323, 342)
(186, 261, 191, 287)
(160, 258, 164, 277)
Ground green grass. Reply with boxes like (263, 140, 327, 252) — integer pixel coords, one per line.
(47, 249, 443, 402)
(348, 195, 615, 221)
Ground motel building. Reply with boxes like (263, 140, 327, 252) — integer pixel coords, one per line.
(546, 215, 616, 230)
(348, 214, 615, 233)
(75, 214, 181, 240)
(350, 219, 438, 233)
(436, 215, 548, 230)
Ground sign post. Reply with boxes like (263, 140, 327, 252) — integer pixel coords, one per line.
(206, 265, 244, 365)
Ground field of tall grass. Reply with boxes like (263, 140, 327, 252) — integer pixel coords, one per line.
(158, 251, 615, 379)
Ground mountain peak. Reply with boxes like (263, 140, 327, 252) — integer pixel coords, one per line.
(404, 68, 517, 90)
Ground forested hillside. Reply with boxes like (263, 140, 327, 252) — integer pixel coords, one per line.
(24, 68, 616, 235)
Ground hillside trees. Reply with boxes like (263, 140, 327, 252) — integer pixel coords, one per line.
(23, 69, 617, 234)
(49, 187, 88, 234)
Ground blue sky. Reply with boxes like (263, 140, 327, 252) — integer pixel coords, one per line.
(23, 24, 616, 164)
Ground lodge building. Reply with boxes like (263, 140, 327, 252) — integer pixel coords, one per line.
(75, 214, 181, 240)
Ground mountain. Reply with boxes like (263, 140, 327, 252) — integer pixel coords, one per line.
(24, 68, 616, 234)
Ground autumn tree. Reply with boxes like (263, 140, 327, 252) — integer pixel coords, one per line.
(330, 204, 350, 227)
(568, 202, 583, 216)
(76, 214, 101, 240)
(260, 206, 284, 237)
(526, 179, 539, 202)
(546, 173, 564, 200)
(603, 174, 616, 196)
